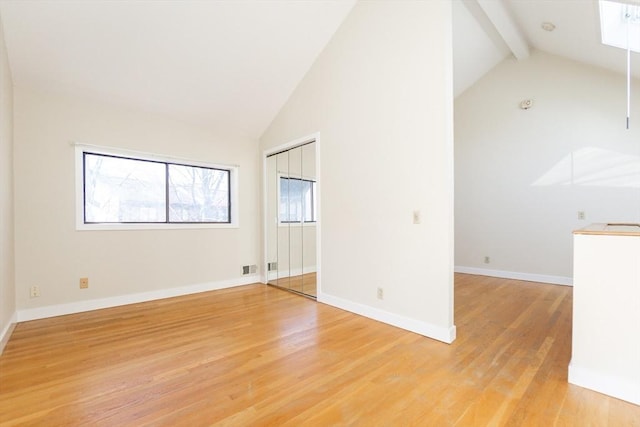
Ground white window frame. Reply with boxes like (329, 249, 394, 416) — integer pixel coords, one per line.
(74, 144, 239, 230)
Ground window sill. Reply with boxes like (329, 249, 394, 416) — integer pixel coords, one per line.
(76, 222, 239, 231)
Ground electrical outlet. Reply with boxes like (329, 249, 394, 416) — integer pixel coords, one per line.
(578, 211, 586, 220)
(30, 286, 40, 298)
(413, 210, 421, 224)
(377, 287, 384, 300)
(484, 256, 491, 264)
(79, 277, 89, 289)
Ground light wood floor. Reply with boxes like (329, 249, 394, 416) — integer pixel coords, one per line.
(1, 274, 638, 426)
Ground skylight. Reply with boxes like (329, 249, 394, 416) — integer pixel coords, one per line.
(599, 0, 640, 52)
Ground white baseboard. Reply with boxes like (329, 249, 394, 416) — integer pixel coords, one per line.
(0, 311, 17, 355)
(568, 362, 640, 405)
(317, 292, 456, 344)
(454, 266, 573, 286)
(17, 275, 261, 322)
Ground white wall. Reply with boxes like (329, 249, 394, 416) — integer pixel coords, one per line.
(455, 50, 640, 282)
(13, 86, 261, 319)
(261, 1, 455, 342)
(0, 12, 16, 352)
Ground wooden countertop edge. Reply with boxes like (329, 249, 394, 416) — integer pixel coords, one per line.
(574, 223, 640, 237)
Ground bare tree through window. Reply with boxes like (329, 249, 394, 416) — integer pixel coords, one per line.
(83, 152, 230, 224)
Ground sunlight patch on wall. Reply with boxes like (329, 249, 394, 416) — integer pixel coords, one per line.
(532, 147, 640, 188)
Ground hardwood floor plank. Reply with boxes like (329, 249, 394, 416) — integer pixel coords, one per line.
(1, 275, 639, 426)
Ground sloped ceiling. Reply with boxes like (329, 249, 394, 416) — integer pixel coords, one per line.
(0, 0, 356, 140)
(455, 0, 640, 98)
(507, 0, 640, 79)
(453, 0, 512, 97)
(0, 0, 638, 138)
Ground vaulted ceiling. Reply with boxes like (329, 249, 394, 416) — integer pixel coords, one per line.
(454, 0, 640, 96)
(0, 0, 356, 139)
(1, 0, 639, 139)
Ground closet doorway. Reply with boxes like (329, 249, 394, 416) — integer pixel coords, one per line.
(265, 139, 317, 298)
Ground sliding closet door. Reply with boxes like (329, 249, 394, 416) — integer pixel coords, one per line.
(276, 150, 291, 290)
(287, 146, 304, 294)
(265, 141, 317, 298)
(301, 142, 317, 297)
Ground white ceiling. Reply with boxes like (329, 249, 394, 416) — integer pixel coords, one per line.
(453, 0, 511, 96)
(507, 0, 640, 79)
(1, 0, 639, 139)
(454, 0, 640, 97)
(0, 0, 356, 140)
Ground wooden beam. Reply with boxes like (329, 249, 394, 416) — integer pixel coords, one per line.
(476, 0, 530, 60)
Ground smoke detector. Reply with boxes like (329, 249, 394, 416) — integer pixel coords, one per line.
(520, 99, 533, 110)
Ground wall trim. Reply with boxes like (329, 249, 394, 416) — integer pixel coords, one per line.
(317, 292, 456, 344)
(17, 275, 261, 323)
(0, 311, 17, 355)
(454, 266, 573, 286)
(568, 362, 640, 406)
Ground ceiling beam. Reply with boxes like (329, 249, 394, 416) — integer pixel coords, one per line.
(476, 0, 530, 60)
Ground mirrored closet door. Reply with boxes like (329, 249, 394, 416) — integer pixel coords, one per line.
(265, 141, 317, 298)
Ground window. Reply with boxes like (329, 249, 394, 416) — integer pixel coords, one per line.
(76, 146, 237, 229)
(167, 164, 230, 223)
(279, 176, 316, 223)
(600, 0, 640, 52)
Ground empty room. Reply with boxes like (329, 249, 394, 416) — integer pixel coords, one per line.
(1, 0, 639, 425)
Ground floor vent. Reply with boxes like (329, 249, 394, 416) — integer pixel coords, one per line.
(243, 265, 258, 275)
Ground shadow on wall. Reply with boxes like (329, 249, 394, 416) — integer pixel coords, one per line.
(532, 147, 640, 188)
